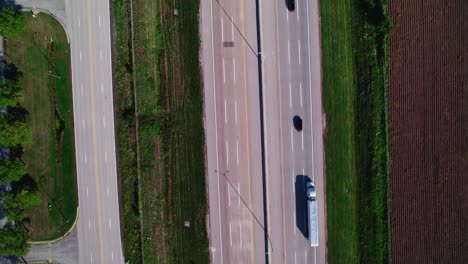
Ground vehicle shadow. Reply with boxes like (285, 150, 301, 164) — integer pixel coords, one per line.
(295, 175, 310, 238)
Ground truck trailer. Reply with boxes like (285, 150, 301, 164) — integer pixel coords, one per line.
(306, 181, 319, 247)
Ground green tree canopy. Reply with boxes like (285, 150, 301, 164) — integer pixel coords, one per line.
(0, 77, 22, 107)
(0, 158, 26, 184)
(0, 7, 25, 36)
(0, 119, 31, 147)
(2, 189, 41, 222)
(0, 223, 29, 256)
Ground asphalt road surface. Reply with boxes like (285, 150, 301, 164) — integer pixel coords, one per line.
(67, 0, 124, 263)
(260, 0, 326, 263)
(202, 0, 326, 263)
(201, 0, 268, 262)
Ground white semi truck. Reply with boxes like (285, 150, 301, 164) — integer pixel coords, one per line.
(306, 181, 319, 247)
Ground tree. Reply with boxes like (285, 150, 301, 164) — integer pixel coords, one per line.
(2, 190, 41, 222)
(0, 223, 29, 256)
(0, 7, 25, 36)
(0, 77, 22, 107)
(0, 119, 31, 147)
(0, 158, 26, 184)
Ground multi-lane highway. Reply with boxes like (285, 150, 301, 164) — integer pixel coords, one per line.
(202, 0, 326, 263)
(67, 0, 124, 263)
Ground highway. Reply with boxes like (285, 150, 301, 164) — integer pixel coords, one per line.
(67, 0, 124, 263)
(201, 0, 267, 262)
(201, 0, 326, 263)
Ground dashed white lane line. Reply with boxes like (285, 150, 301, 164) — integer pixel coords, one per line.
(222, 58, 226, 83)
(88, 217, 91, 229)
(298, 40, 302, 65)
(288, 40, 291, 64)
(300, 82, 303, 107)
(291, 127, 294, 152)
(236, 140, 239, 165)
(228, 185, 231, 207)
(292, 168, 295, 193)
(297, 0, 300, 21)
(105, 151, 108, 161)
(239, 222, 243, 248)
(224, 99, 228, 124)
(103, 116, 106, 128)
(101, 82, 104, 94)
(86, 186, 89, 198)
(81, 84, 84, 96)
(90, 252, 93, 264)
(305, 251, 307, 264)
(82, 119, 85, 128)
(84, 152, 87, 164)
(109, 218, 112, 229)
(231, 19, 234, 41)
(79, 50, 82, 62)
(234, 100, 238, 125)
(287, 9, 289, 22)
(238, 183, 241, 208)
(289, 83, 292, 109)
(78, 16, 81, 28)
(107, 184, 109, 197)
(226, 140, 229, 165)
(295, 252, 297, 264)
(294, 211, 297, 234)
(303, 168, 305, 178)
(229, 223, 233, 246)
(302, 131, 304, 150)
(99, 48, 103, 60)
(112, 251, 114, 261)
(233, 58, 236, 83)
(221, 17, 224, 41)
(98, 16, 101, 27)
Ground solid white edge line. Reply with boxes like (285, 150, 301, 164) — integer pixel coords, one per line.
(223, 58, 226, 83)
(298, 40, 301, 65)
(226, 140, 229, 165)
(288, 39, 291, 64)
(239, 222, 243, 248)
(233, 58, 236, 83)
(236, 140, 239, 165)
(221, 16, 224, 41)
(291, 126, 294, 152)
(234, 100, 238, 125)
(238, 183, 240, 208)
(300, 82, 303, 107)
(289, 83, 292, 108)
(229, 223, 233, 246)
(306, 0, 315, 182)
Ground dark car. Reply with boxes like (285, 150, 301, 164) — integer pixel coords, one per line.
(286, 0, 295, 11)
(293, 115, 303, 131)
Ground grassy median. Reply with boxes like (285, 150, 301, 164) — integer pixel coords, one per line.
(4, 13, 77, 241)
(112, 0, 208, 262)
(321, 0, 390, 263)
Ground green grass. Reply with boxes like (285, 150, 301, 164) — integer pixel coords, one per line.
(4, 13, 77, 241)
(321, 0, 390, 263)
(112, 0, 209, 262)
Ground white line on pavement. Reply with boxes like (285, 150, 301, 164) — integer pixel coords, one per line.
(221, 17, 224, 41)
(295, 252, 297, 264)
(231, 19, 234, 40)
(239, 222, 243, 248)
(98, 16, 101, 27)
(222, 58, 226, 83)
(289, 83, 292, 108)
(109, 218, 112, 229)
(238, 183, 241, 208)
(88, 218, 91, 229)
(292, 168, 295, 193)
(84, 152, 87, 164)
(306, 0, 316, 181)
(228, 185, 231, 207)
(233, 58, 236, 83)
(103, 116, 106, 128)
(100, 48, 102, 60)
(298, 40, 302, 65)
(90, 253, 93, 264)
(302, 131, 304, 150)
(303, 168, 305, 177)
(82, 119, 85, 128)
(81, 84, 83, 96)
(236, 140, 239, 165)
(288, 40, 291, 64)
(101, 82, 104, 94)
(300, 82, 303, 107)
(79, 50, 82, 62)
(226, 140, 229, 165)
(86, 186, 89, 198)
(112, 251, 114, 261)
(224, 99, 228, 124)
(105, 151, 108, 161)
(234, 100, 238, 125)
(78, 16, 80, 28)
(229, 223, 233, 246)
(291, 127, 294, 152)
(294, 211, 297, 234)
(297, 0, 300, 21)
(305, 251, 307, 264)
(107, 184, 109, 197)
(287, 9, 289, 22)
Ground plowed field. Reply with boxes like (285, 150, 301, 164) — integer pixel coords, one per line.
(389, 1, 468, 263)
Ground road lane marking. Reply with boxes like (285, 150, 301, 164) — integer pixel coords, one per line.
(224, 99, 227, 124)
(303, 168, 305, 177)
(210, 0, 224, 260)
(302, 131, 304, 150)
(234, 100, 238, 125)
(297, 0, 300, 21)
(291, 127, 294, 152)
(221, 17, 224, 41)
(79, 50, 82, 62)
(107, 184, 109, 197)
(305, 251, 307, 264)
(88, 218, 91, 229)
(293, 168, 295, 193)
(298, 40, 302, 65)
(78, 16, 81, 28)
(287, 9, 289, 22)
(228, 185, 231, 207)
(233, 58, 236, 83)
(295, 252, 297, 264)
(109, 218, 112, 229)
(238, 183, 240, 208)
(112, 251, 114, 261)
(81, 84, 84, 96)
(289, 83, 292, 108)
(306, 0, 316, 181)
(90, 252, 93, 264)
(103, 116, 106, 128)
(239, 222, 242, 248)
(300, 82, 303, 107)
(288, 40, 291, 64)
(101, 82, 104, 94)
(86, 186, 89, 198)
(105, 151, 108, 161)
(294, 211, 297, 234)
(229, 223, 232, 246)
(82, 119, 85, 128)
(98, 16, 101, 27)
(226, 140, 229, 165)
(236, 140, 239, 165)
(99, 48, 102, 60)
(231, 19, 234, 40)
(84, 152, 87, 164)
(222, 58, 226, 83)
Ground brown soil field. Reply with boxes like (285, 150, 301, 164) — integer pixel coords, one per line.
(389, 1, 468, 263)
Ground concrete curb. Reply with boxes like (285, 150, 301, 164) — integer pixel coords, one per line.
(28, 207, 79, 245)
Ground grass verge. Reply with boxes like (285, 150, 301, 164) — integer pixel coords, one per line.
(321, 0, 391, 262)
(4, 13, 77, 241)
(112, 0, 209, 262)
